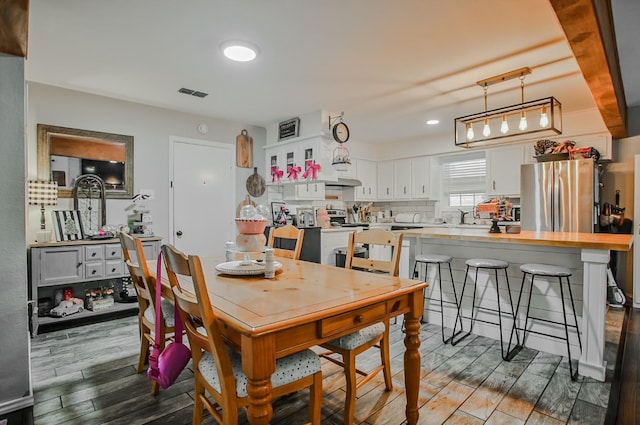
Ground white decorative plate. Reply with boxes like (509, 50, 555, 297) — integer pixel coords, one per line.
(215, 260, 282, 276)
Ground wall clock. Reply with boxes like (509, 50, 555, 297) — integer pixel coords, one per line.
(332, 121, 350, 143)
(73, 174, 106, 236)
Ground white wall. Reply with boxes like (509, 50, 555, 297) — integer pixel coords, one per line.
(26, 83, 267, 243)
(0, 55, 31, 415)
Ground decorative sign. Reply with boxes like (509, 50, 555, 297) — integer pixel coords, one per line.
(278, 117, 300, 141)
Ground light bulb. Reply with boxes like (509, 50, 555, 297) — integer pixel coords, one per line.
(466, 123, 474, 141)
(500, 114, 509, 134)
(482, 119, 491, 137)
(519, 111, 528, 131)
(539, 106, 549, 128)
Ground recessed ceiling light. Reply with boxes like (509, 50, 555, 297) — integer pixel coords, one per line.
(426, 119, 440, 125)
(221, 41, 259, 62)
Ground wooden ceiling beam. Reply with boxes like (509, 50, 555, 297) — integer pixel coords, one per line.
(549, 0, 627, 138)
(0, 0, 30, 58)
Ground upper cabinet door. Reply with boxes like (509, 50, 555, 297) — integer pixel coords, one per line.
(377, 161, 394, 199)
(411, 156, 431, 199)
(486, 145, 524, 196)
(393, 159, 412, 199)
(355, 159, 377, 201)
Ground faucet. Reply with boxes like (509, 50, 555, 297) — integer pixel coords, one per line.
(459, 209, 469, 224)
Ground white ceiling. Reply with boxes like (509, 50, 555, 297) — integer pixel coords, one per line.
(26, 0, 607, 145)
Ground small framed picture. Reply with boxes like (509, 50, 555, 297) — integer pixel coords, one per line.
(52, 210, 85, 241)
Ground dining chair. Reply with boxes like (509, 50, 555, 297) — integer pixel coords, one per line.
(120, 233, 175, 395)
(267, 224, 305, 260)
(319, 227, 402, 424)
(162, 244, 323, 425)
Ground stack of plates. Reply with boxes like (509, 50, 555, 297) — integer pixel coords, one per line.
(215, 260, 282, 276)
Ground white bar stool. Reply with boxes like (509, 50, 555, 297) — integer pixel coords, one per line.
(412, 253, 461, 343)
(509, 263, 582, 380)
(451, 258, 522, 361)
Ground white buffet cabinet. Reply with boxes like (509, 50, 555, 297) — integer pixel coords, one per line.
(29, 237, 161, 332)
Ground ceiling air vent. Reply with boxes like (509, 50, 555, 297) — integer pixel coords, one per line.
(178, 87, 208, 98)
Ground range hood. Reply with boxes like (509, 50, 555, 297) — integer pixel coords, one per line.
(324, 177, 362, 187)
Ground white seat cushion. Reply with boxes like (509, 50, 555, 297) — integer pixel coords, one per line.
(415, 254, 452, 264)
(144, 298, 176, 328)
(198, 348, 321, 398)
(520, 263, 572, 277)
(466, 258, 508, 269)
(324, 323, 385, 350)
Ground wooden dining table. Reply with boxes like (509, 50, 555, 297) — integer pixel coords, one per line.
(151, 255, 427, 424)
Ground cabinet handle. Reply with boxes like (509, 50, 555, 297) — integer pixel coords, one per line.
(77, 262, 83, 268)
(368, 188, 371, 195)
(404, 186, 406, 194)
(91, 253, 96, 257)
(91, 270, 97, 275)
(315, 185, 317, 192)
(422, 185, 425, 193)
(493, 181, 496, 190)
(111, 251, 116, 256)
(111, 268, 116, 272)
(354, 314, 364, 324)
(386, 187, 389, 195)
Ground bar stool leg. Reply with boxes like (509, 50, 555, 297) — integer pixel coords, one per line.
(559, 276, 579, 381)
(565, 276, 582, 351)
(435, 263, 449, 343)
(498, 269, 522, 360)
(450, 265, 471, 345)
(507, 272, 527, 356)
(445, 262, 462, 344)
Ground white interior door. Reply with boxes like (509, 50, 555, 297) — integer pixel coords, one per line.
(170, 137, 235, 256)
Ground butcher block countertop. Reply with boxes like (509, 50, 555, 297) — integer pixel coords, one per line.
(399, 227, 633, 252)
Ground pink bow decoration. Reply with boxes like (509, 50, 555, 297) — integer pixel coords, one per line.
(287, 164, 301, 181)
(302, 160, 321, 181)
(271, 166, 283, 183)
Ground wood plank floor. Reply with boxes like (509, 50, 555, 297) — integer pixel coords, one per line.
(30, 309, 625, 425)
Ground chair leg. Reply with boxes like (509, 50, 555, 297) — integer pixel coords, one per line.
(309, 371, 323, 425)
(192, 377, 205, 425)
(342, 351, 358, 425)
(137, 336, 149, 373)
(380, 324, 393, 391)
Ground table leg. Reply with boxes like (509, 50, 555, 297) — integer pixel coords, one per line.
(242, 334, 276, 424)
(404, 291, 424, 425)
(578, 248, 609, 381)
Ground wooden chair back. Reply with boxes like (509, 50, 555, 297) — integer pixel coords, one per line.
(119, 232, 153, 311)
(346, 228, 403, 277)
(163, 245, 239, 420)
(267, 224, 305, 260)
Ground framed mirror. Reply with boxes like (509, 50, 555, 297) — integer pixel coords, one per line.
(37, 124, 134, 199)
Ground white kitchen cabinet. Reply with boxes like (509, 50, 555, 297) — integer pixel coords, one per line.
(265, 135, 336, 185)
(283, 182, 325, 200)
(320, 228, 360, 266)
(354, 158, 377, 201)
(486, 145, 524, 196)
(411, 156, 432, 199)
(393, 159, 412, 199)
(377, 161, 394, 200)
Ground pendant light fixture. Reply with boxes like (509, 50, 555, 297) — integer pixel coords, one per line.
(518, 75, 528, 131)
(482, 84, 491, 138)
(454, 67, 562, 147)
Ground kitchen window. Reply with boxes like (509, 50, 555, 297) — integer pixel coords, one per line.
(440, 152, 486, 208)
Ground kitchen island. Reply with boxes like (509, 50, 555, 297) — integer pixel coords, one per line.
(400, 227, 632, 382)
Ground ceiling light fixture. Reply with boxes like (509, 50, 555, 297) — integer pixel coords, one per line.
(426, 119, 439, 125)
(454, 67, 562, 148)
(221, 41, 258, 62)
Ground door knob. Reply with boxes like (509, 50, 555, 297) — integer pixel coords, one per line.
(176, 230, 183, 237)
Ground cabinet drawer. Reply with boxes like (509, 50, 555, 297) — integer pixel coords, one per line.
(85, 262, 105, 279)
(319, 303, 387, 338)
(105, 244, 123, 260)
(105, 260, 125, 277)
(85, 245, 105, 261)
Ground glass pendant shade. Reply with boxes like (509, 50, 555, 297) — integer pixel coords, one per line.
(500, 114, 509, 134)
(518, 111, 528, 131)
(539, 106, 549, 127)
(466, 123, 474, 140)
(482, 119, 491, 137)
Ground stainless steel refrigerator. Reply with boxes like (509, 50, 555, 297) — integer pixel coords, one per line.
(521, 159, 599, 233)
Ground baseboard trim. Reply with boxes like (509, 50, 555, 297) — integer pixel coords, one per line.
(0, 395, 34, 416)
